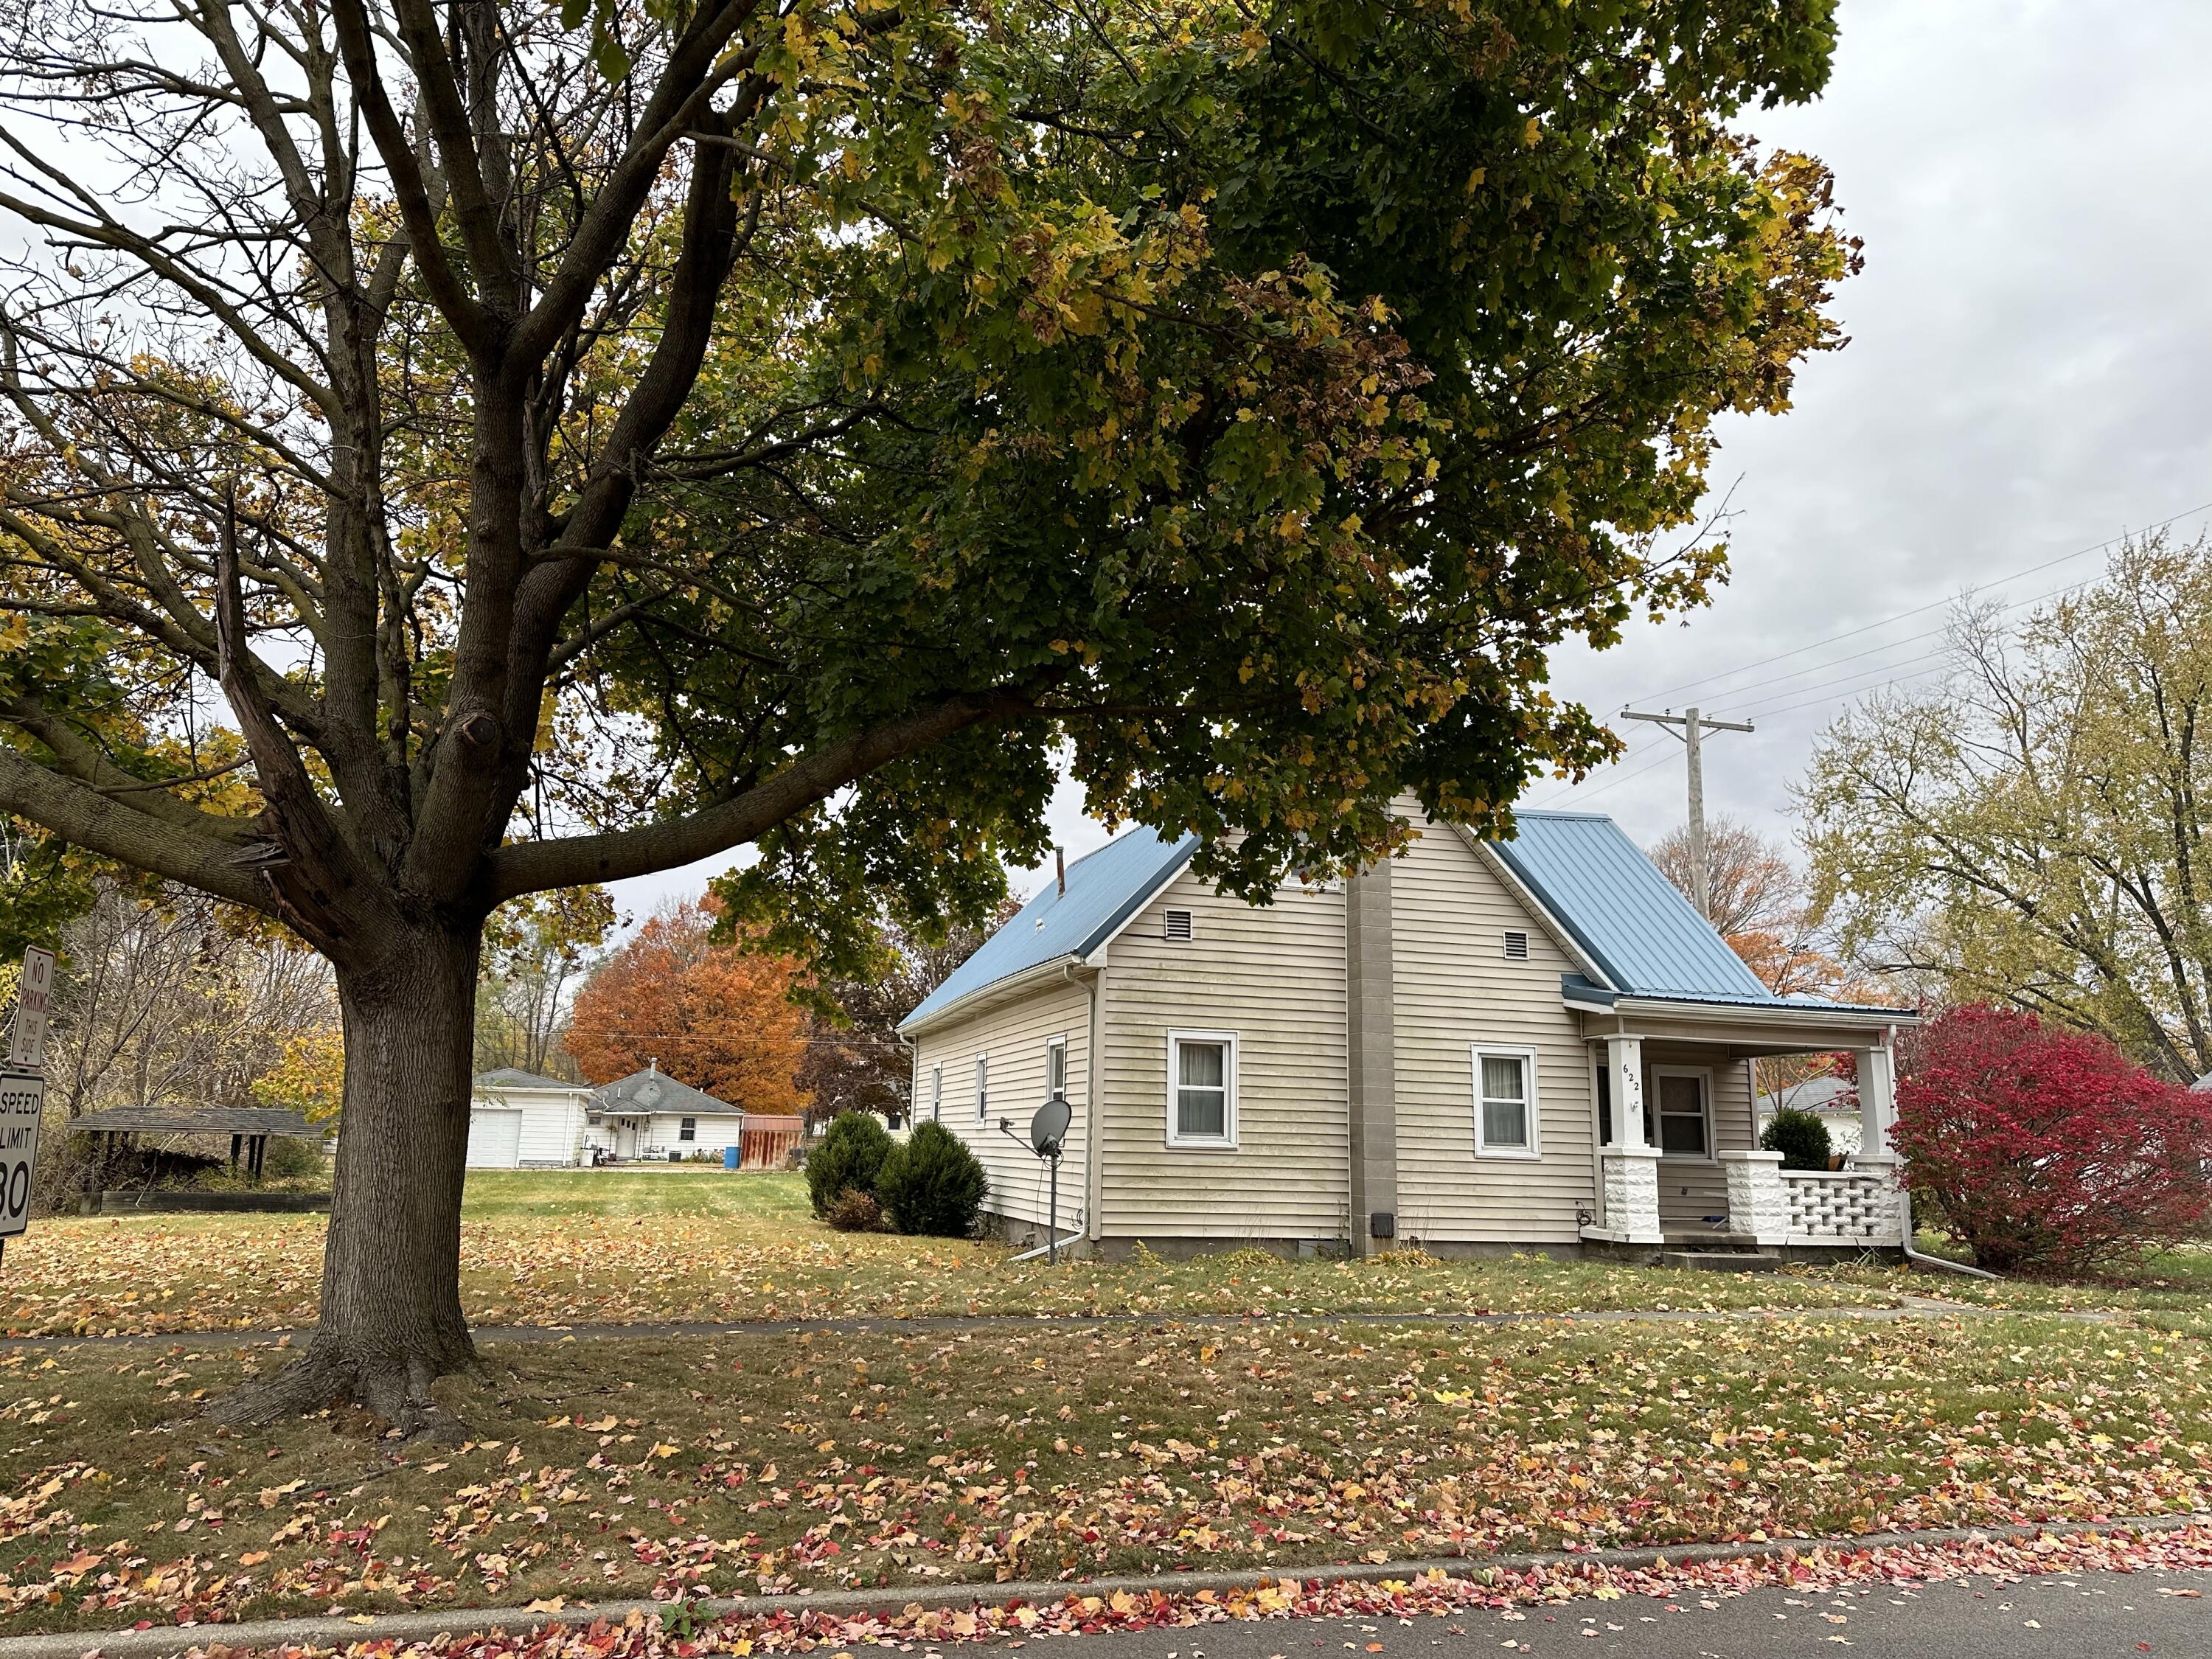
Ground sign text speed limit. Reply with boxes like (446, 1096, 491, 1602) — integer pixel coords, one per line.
(0, 1071, 42, 1238)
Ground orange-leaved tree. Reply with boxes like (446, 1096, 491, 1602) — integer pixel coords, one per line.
(566, 900, 811, 1114)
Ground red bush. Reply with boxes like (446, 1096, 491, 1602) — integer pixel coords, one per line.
(1891, 1005, 2212, 1275)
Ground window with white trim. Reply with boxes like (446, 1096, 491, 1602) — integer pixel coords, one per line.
(1166, 1029, 1237, 1147)
(1471, 1047, 1539, 1155)
(679, 1116, 698, 1142)
(1046, 1035, 1068, 1099)
(1654, 1068, 1711, 1157)
(931, 1064, 943, 1122)
(974, 1053, 989, 1122)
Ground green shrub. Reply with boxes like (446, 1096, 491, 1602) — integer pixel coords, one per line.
(804, 1110, 893, 1216)
(1760, 1106, 1834, 1172)
(877, 1121, 990, 1237)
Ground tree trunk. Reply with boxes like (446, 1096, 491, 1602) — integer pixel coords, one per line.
(212, 925, 483, 1434)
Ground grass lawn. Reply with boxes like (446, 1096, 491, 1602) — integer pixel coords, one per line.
(0, 1312, 2204, 1634)
(4, 1171, 1927, 1340)
(1818, 1238, 2212, 1323)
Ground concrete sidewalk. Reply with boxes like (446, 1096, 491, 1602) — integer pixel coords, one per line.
(0, 1513, 2200, 1659)
(0, 1298, 2110, 1353)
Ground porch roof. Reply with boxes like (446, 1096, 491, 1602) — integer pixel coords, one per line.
(1559, 976, 1911, 1019)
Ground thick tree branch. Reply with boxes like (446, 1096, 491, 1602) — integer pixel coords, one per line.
(0, 698, 256, 844)
(0, 743, 272, 911)
(327, 0, 493, 351)
(485, 690, 1037, 900)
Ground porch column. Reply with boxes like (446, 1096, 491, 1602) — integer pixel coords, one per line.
(1593, 1034, 1660, 1243)
(1718, 1150, 1789, 1244)
(1852, 1043, 1897, 1155)
(1603, 1035, 1646, 1147)
(1347, 859, 1397, 1256)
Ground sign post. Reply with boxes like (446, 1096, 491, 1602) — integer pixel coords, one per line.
(1, 946, 55, 1267)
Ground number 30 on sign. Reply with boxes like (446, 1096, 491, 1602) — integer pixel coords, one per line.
(0, 1071, 40, 1239)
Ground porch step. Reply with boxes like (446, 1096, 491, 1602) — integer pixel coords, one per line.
(1662, 1229, 1760, 1250)
(1659, 1250, 1777, 1273)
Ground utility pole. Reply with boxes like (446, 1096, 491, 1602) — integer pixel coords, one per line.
(1618, 706, 1754, 922)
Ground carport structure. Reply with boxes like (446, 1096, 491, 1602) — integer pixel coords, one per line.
(69, 1104, 319, 1177)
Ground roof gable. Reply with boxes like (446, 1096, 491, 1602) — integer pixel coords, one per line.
(899, 827, 1197, 1031)
(1486, 811, 1775, 1001)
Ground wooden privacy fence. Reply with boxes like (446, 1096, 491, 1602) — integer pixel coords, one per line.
(738, 1115, 804, 1169)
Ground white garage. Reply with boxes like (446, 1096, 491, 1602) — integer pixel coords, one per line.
(467, 1069, 596, 1167)
(465, 1107, 524, 1168)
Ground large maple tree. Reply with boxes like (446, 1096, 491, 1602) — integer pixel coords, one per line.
(0, 0, 1853, 1427)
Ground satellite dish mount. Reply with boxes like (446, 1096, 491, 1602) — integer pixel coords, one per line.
(998, 1091, 1074, 1263)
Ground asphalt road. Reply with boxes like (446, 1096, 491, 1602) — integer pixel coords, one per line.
(976, 1571, 2211, 1658)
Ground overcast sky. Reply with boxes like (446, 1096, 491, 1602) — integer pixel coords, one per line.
(615, 0, 2212, 921)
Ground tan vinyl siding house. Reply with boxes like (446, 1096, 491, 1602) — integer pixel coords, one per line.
(899, 806, 1915, 1260)
(1095, 870, 1348, 1246)
(1388, 825, 1592, 1250)
(908, 976, 1091, 1238)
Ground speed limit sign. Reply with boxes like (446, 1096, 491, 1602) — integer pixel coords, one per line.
(0, 1070, 40, 1240)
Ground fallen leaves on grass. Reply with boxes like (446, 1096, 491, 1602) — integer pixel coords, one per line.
(0, 1316, 2208, 1634)
(0, 1209, 1905, 1340)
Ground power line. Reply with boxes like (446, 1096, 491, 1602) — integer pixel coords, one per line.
(1626, 500, 2212, 708)
(1731, 664, 1953, 725)
(1708, 646, 1951, 722)
(1531, 743, 1685, 808)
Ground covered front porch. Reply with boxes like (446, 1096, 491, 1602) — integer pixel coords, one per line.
(1567, 986, 1913, 1258)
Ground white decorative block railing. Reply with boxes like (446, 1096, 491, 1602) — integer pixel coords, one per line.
(1721, 1150, 1904, 1247)
(1779, 1169, 1891, 1242)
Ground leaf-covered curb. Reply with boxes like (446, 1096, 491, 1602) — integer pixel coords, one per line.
(86, 1519, 2212, 1659)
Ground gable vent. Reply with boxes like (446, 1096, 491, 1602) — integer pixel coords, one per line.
(1502, 929, 1530, 961)
(1163, 908, 1195, 941)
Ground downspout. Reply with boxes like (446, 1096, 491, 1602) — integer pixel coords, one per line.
(897, 1030, 918, 1127)
(1876, 1023, 1998, 1280)
(1009, 961, 1093, 1263)
(1901, 1194, 2000, 1279)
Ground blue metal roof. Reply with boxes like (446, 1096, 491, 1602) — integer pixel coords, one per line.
(898, 827, 1197, 1031)
(1489, 810, 1778, 1001)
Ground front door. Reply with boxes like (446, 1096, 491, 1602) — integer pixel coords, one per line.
(1651, 1065, 1720, 1228)
(616, 1119, 639, 1160)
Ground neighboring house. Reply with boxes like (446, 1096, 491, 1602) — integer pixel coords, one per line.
(585, 1062, 745, 1162)
(467, 1069, 596, 1168)
(897, 805, 1916, 1259)
(1756, 1073, 1863, 1155)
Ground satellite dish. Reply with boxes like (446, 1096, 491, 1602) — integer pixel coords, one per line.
(1029, 1092, 1072, 1158)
